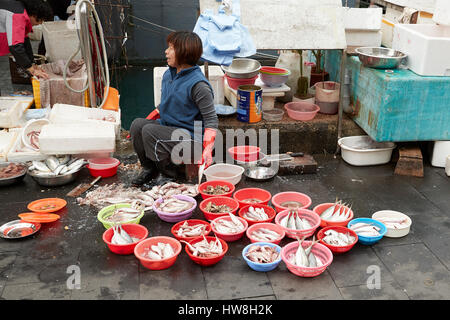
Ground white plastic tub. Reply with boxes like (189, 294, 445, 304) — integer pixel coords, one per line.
(42, 21, 81, 62)
(431, 141, 450, 168)
(372, 210, 412, 238)
(338, 135, 396, 166)
(204, 163, 244, 186)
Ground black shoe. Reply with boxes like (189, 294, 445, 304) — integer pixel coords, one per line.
(156, 159, 179, 179)
(132, 168, 155, 185)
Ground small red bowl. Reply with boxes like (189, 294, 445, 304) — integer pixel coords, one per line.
(210, 215, 248, 242)
(199, 196, 240, 221)
(271, 191, 312, 213)
(313, 203, 354, 228)
(317, 226, 358, 254)
(134, 236, 182, 270)
(238, 204, 277, 226)
(170, 219, 212, 242)
(87, 163, 119, 178)
(246, 222, 285, 245)
(185, 236, 228, 266)
(228, 145, 261, 162)
(233, 188, 272, 208)
(198, 180, 235, 200)
(225, 74, 258, 90)
(102, 224, 149, 255)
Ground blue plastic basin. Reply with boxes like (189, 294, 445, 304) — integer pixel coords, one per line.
(347, 218, 387, 245)
(242, 242, 282, 272)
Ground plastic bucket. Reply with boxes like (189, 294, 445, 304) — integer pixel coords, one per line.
(314, 81, 340, 103)
(237, 85, 262, 123)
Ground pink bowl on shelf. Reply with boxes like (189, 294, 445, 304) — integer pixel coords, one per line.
(284, 102, 320, 121)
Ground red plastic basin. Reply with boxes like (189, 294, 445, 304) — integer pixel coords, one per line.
(238, 204, 277, 226)
(88, 157, 120, 170)
(87, 163, 119, 178)
(199, 196, 240, 221)
(313, 202, 354, 228)
(198, 180, 235, 200)
(225, 74, 258, 90)
(271, 191, 312, 213)
(228, 145, 261, 162)
(210, 215, 248, 242)
(185, 236, 228, 267)
(233, 188, 272, 208)
(170, 219, 212, 242)
(317, 226, 358, 254)
(260, 66, 290, 75)
(134, 236, 182, 270)
(102, 224, 149, 255)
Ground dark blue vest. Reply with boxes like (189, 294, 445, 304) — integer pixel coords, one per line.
(158, 65, 213, 139)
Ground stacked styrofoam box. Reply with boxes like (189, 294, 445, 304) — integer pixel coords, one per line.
(433, 0, 450, 26)
(344, 7, 382, 47)
(6, 128, 47, 163)
(42, 21, 81, 62)
(38, 123, 115, 155)
(0, 97, 34, 128)
(393, 24, 450, 76)
(49, 104, 121, 137)
(153, 66, 225, 107)
(0, 130, 18, 162)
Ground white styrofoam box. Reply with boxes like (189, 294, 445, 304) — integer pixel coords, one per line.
(431, 141, 450, 167)
(446, 155, 450, 176)
(433, 0, 450, 26)
(0, 97, 34, 128)
(0, 130, 18, 162)
(393, 24, 450, 76)
(343, 7, 382, 31)
(29, 25, 42, 41)
(6, 128, 47, 163)
(49, 104, 121, 137)
(381, 18, 395, 47)
(38, 123, 115, 155)
(153, 66, 225, 107)
(345, 30, 382, 47)
(42, 21, 81, 62)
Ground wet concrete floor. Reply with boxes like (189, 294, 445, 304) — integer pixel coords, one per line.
(0, 154, 449, 300)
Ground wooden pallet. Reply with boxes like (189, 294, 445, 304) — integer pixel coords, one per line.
(394, 146, 424, 178)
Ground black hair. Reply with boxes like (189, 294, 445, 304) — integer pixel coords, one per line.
(18, 0, 54, 21)
(167, 31, 203, 66)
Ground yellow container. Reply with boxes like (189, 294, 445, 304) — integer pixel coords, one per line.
(32, 77, 90, 109)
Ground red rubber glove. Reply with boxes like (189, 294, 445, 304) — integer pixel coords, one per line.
(146, 108, 160, 120)
(198, 128, 216, 169)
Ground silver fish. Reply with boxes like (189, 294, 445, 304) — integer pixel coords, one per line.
(45, 156, 60, 172)
(32, 161, 51, 172)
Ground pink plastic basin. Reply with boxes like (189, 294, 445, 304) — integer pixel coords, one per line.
(284, 102, 320, 121)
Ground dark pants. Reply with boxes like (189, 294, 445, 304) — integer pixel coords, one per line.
(130, 118, 203, 169)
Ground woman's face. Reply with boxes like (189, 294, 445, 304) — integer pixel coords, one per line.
(165, 43, 177, 68)
(29, 16, 44, 26)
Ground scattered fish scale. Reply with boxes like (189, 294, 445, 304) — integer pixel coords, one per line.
(144, 242, 175, 260)
(182, 236, 223, 258)
(322, 229, 356, 246)
(251, 228, 282, 241)
(155, 196, 194, 213)
(280, 210, 312, 230)
(177, 221, 208, 238)
(243, 206, 269, 221)
(212, 213, 245, 234)
(320, 199, 352, 222)
(203, 185, 230, 195)
(349, 222, 381, 237)
(245, 245, 279, 263)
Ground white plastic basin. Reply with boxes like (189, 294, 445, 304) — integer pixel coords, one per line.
(204, 163, 244, 186)
(338, 135, 396, 166)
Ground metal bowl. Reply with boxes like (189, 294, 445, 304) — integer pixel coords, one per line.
(221, 58, 261, 79)
(0, 162, 28, 187)
(0, 219, 41, 239)
(244, 166, 278, 182)
(355, 47, 407, 69)
(27, 167, 83, 187)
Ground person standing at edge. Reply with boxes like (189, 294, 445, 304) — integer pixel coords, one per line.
(130, 31, 218, 185)
(0, 0, 53, 79)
